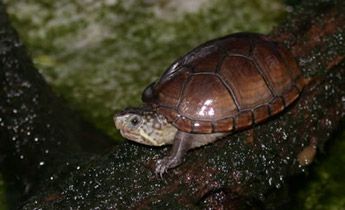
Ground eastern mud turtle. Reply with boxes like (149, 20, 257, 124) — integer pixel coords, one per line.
(114, 32, 305, 176)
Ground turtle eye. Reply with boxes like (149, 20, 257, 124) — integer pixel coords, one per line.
(130, 116, 140, 127)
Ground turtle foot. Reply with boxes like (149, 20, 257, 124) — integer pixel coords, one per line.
(155, 156, 182, 178)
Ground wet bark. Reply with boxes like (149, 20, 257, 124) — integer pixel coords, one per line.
(0, 0, 344, 209)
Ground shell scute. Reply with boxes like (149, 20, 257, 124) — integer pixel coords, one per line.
(253, 41, 293, 95)
(219, 56, 273, 109)
(185, 45, 223, 73)
(212, 118, 234, 132)
(155, 68, 190, 107)
(178, 74, 237, 122)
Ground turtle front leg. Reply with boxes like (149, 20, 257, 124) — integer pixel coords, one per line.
(155, 131, 227, 177)
(155, 131, 192, 177)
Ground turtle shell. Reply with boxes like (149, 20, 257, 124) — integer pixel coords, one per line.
(142, 33, 304, 134)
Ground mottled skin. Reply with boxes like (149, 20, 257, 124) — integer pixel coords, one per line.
(115, 109, 226, 176)
(115, 109, 177, 146)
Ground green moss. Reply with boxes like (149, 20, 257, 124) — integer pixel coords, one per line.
(3, 0, 285, 138)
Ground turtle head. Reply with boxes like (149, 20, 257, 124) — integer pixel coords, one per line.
(114, 108, 177, 146)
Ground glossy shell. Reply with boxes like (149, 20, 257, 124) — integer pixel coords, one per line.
(142, 33, 304, 133)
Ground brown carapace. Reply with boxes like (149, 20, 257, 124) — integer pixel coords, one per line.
(143, 33, 304, 133)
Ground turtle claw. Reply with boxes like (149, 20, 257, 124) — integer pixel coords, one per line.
(154, 132, 188, 178)
(155, 156, 181, 178)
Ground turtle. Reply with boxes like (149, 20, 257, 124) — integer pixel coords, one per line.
(114, 32, 305, 176)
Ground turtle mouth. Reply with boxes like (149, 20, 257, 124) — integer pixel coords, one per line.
(120, 129, 140, 142)
(120, 126, 157, 146)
